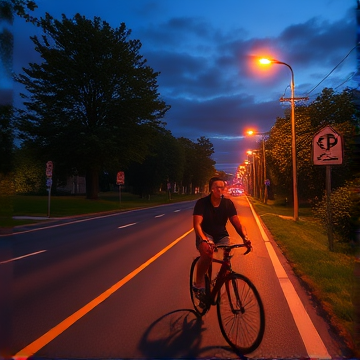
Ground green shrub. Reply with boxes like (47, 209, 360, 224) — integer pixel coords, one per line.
(313, 181, 360, 242)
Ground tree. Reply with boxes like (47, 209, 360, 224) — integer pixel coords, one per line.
(192, 136, 216, 190)
(13, 146, 45, 194)
(265, 88, 358, 202)
(264, 115, 292, 199)
(299, 88, 358, 200)
(0, 106, 14, 174)
(3, 0, 38, 24)
(15, 13, 170, 199)
(127, 129, 185, 197)
(178, 136, 216, 193)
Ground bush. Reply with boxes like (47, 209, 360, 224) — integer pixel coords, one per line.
(313, 181, 360, 242)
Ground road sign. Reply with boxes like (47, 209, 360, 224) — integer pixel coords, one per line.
(116, 171, 125, 185)
(312, 126, 343, 165)
(46, 161, 53, 177)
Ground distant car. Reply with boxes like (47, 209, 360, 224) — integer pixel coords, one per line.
(230, 188, 244, 196)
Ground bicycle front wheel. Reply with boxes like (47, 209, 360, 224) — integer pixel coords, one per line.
(217, 273, 265, 354)
(190, 257, 210, 316)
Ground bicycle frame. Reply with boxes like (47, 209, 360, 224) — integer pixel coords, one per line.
(207, 248, 234, 306)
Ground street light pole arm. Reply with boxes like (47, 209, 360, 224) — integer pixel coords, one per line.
(273, 61, 295, 91)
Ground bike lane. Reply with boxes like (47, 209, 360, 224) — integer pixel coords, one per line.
(230, 195, 344, 359)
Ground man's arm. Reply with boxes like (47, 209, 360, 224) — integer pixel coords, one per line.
(193, 215, 208, 241)
(229, 215, 248, 241)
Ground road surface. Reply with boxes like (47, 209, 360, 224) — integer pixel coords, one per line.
(0, 196, 345, 358)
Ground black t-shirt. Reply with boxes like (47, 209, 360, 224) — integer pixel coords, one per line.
(193, 194, 237, 243)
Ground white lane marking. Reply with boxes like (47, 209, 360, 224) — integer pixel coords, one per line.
(246, 197, 331, 360)
(0, 250, 47, 265)
(118, 223, 136, 229)
(8, 213, 124, 236)
(8, 201, 198, 237)
(155, 214, 165, 218)
(174, 210, 180, 212)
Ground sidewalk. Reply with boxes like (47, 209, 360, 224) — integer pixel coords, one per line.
(13, 216, 61, 220)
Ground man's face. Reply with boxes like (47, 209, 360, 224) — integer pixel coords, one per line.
(211, 180, 225, 198)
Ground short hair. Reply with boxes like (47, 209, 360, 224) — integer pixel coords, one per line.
(209, 176, 224, 190)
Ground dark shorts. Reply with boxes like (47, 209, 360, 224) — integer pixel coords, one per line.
(196, 232, 230, 249)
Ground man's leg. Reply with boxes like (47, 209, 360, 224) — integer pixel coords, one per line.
(194, 241, 213, 288)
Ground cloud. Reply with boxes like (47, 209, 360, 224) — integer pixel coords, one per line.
(10, 2, 356, 173)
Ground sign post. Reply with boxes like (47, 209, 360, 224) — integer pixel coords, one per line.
(46, 161, 53, 217)
(312, 126, 343, 251)
(264, 179, 270, 204)
(116, 171, 125, 204)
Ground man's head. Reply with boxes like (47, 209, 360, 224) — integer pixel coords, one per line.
(209, 177, 225, 195)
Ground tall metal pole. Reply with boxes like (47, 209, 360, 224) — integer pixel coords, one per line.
(262, 136, 268, 204)
(326, 165, 333, 251)
(253, 153, 256, 198)
(289, 65, 299, 221)
(275, 61, 299, 221)
(247, 131, 269, 202)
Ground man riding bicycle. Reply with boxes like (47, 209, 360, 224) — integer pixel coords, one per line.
(192, 177, 250, 296)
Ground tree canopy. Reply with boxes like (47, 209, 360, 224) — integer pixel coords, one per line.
(0, 106, 14, 174)
(264, 88, 358, 201)
(1, 0, 38, 24)
(15, 13, 170, 198)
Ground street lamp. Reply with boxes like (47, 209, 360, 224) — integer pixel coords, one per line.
(246, 130, 269, 204)
(259, 58, 298, 221)
(244, 160, 250, 194)
(247, 150, 259, 198)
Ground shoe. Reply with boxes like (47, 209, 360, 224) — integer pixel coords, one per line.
(193, 286, 207, 309)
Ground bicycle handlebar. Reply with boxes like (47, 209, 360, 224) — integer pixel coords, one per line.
(215, 242, 252, 255)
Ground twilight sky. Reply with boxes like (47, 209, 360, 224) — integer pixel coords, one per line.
(5, 0, 359, 174)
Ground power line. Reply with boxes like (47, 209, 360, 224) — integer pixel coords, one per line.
(334, 72, 357, 90)
(305, 42, 359, 96)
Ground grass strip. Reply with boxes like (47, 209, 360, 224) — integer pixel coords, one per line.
(250, 198, 357, 353)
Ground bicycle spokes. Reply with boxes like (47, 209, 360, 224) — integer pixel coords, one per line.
(217, 274, 265, 354)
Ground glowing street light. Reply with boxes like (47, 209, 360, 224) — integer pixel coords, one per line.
(258, 58, 298, 221)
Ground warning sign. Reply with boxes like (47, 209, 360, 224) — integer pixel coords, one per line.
(312, 126, 343, 165)
(116, 171, 125, 185)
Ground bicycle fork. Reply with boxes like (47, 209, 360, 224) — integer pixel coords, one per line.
(226, 275, 245, 315)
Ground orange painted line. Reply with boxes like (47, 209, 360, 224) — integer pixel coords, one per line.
(13, 228, 194, 359)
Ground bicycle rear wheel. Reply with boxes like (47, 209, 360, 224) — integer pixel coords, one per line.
(217, 273, 264, 354)
(190, 257, 210, 316)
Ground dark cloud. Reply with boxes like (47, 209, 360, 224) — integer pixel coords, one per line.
(278, 16, 356, 69)
(10, 2, 356, 173)
(165, 93, 283, 141)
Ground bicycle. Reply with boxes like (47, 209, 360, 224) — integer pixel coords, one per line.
(190, 242, 265, 354)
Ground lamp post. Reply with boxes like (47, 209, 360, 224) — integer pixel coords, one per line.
(244, 160, 250, 194)
(246, 130, 269, 203)
(247, 150, 259, 198)
(259, 58, 298, 221)
(261, 136, 267, 204)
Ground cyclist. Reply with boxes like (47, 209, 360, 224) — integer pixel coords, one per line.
(192, 176, 250, 300)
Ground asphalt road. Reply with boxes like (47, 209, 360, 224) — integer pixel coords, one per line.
(0, 196, 345, 359)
